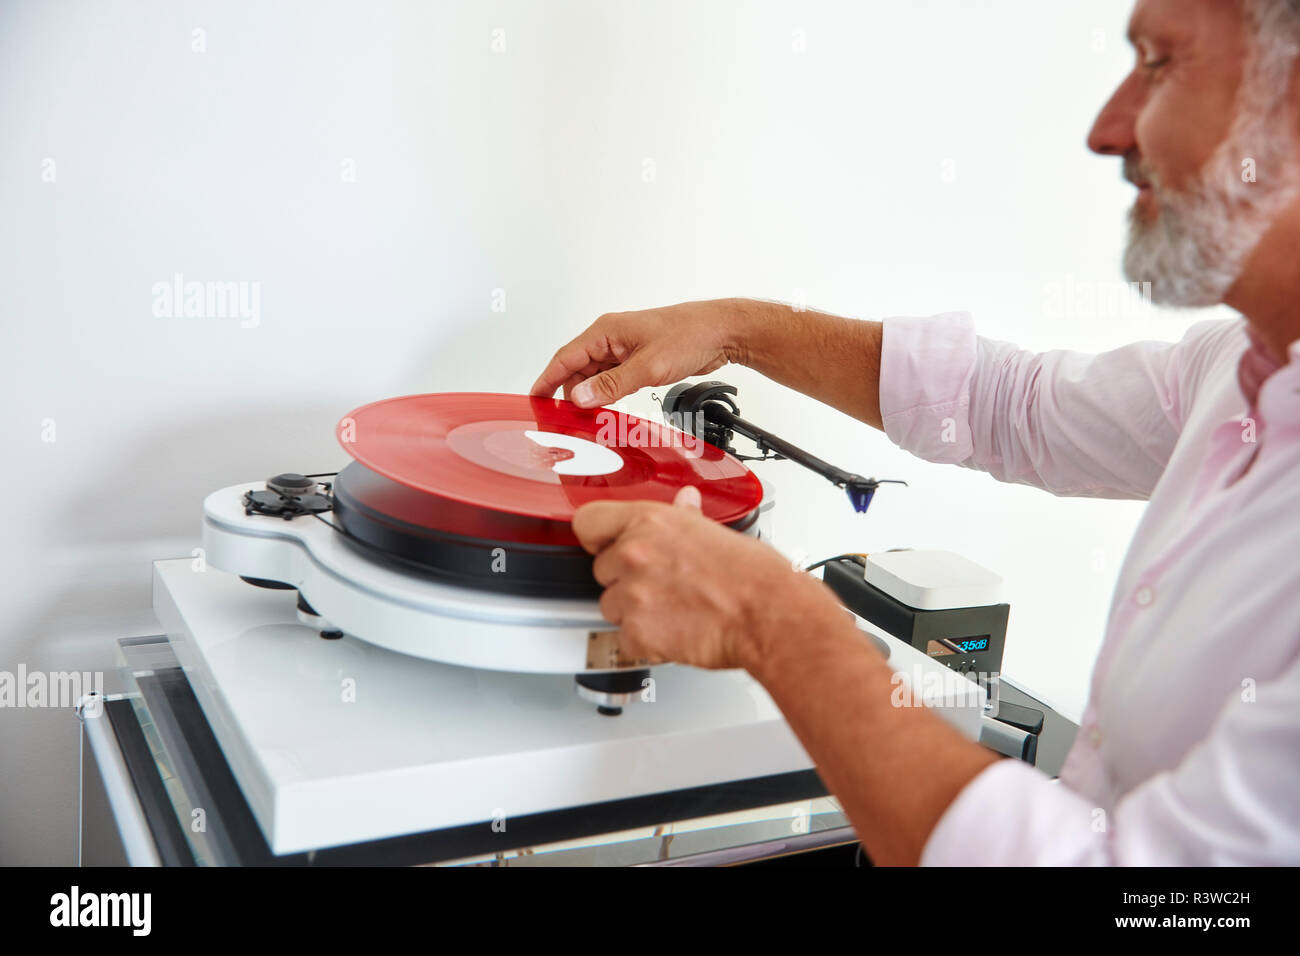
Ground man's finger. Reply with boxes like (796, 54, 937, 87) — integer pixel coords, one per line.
(591, 545, 627, 587)
(570, 352, 655, 408)
(560, 372, 586, 402)
(571, 500, 647, 554)
(530, 336, 609, 398)
(560, 361, 615, 402)
(615, 625, 665, 666)
(597, 583, 627, 626)
(595, 594, 666, 665)
(674, 485, 702, 509)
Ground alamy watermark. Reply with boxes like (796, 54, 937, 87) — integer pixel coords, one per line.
(1, 666, 103, 709)
(889, 664, 996, 713)
(50, 886, 150, 936)
(593, 410, 705, 458)
(152, 273, 260, 328)
(1044, 275, 1152, 321)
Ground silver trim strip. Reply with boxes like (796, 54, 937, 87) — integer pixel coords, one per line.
(78, 694, 162, 867)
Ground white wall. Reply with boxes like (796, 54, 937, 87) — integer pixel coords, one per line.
(0, 0, 1225, 864)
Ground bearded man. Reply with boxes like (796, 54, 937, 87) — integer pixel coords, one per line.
(532, 0, 1300, 865)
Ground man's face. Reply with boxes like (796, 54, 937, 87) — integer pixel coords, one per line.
(1088, 0, 1299, 306)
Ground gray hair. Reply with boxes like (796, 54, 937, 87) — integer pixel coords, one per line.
(1240, 1, 1299, 159)
(1250, 0, 1300, 74)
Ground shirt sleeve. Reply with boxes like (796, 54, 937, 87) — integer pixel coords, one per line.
(921, 650, 1300, 865)
(878, 312, 1239, 500)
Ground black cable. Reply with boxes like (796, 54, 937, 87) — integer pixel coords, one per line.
(800, 553, 867, 574)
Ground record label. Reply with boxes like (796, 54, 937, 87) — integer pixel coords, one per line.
(445, 421, 630, 482)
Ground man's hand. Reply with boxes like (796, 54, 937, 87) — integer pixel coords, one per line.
(531, 298, 887, 430)
(573, 487, 996, 869)
(571, 484, 846, 671)
(530, 300, 754, 409)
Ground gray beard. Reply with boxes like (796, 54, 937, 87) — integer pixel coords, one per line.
(1123, 79, 1299, 307)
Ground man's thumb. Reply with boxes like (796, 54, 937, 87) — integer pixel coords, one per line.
(674, 485, 702, 509)
(571, 355, 652, 408)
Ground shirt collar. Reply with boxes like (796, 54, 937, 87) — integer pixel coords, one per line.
(1237, 322, 1293, 408)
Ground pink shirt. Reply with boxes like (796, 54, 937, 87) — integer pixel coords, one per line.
(878, 312, 1300, 865)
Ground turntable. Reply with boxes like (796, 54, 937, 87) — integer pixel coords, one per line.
(132, 384, 1005, 860)
(199, 392, 770, 713)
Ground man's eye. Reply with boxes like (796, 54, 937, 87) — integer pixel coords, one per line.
(1143, 56, 1171, 70)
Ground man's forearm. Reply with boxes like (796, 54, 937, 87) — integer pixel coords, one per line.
(743, 585, 999, 865)
(727, 298, 885, 431)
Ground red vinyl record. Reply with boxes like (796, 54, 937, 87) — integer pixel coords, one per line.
(336, 393, 764, 524)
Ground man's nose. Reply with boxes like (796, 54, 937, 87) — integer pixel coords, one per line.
(1087, 72, 1140, 156)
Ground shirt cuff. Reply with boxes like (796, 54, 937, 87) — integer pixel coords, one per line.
(879, 312, 978, 465)
(920, 758, 1109, 866)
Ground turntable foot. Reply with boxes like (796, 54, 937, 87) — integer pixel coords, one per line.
(294, 594, 343, 639)
(574, 670, 651, 714)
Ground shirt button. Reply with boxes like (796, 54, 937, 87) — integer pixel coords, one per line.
(1135, 586, 1154, 607)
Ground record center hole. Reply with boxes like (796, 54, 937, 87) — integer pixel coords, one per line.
(541, 447, 575, 465)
